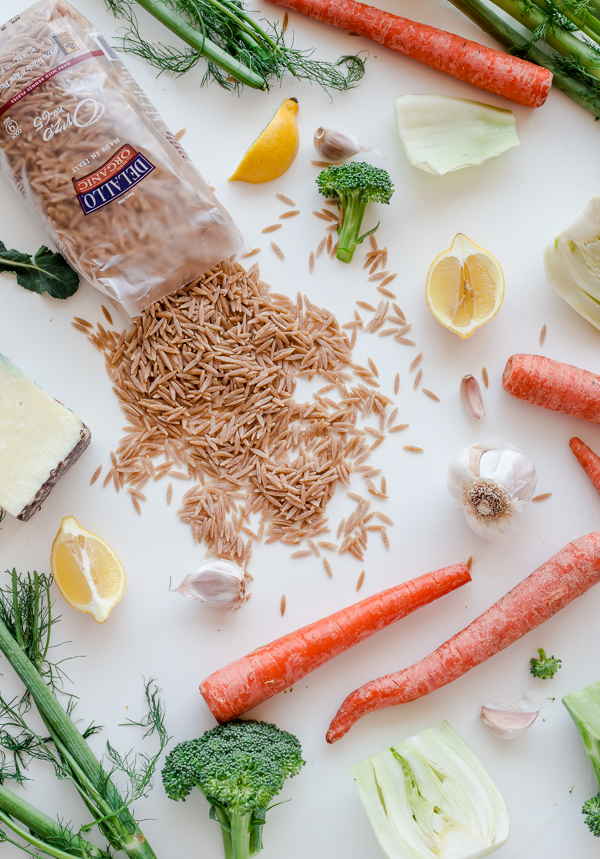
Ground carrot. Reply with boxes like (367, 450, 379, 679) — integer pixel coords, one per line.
(265, 0, 552, 108)
(503, 354, 600, 424)
(570, 436, 600, 496)
(199, 562, 471, 723)
(326, 533, 600, 742)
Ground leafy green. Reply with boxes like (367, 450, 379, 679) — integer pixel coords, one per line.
(0, 242, 79, 299)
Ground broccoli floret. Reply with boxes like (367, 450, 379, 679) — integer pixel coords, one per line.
(530, 647, 562, 679)
(583, 794, 600, 836)
(161, 719, 304, 859)
(316, 161, 394, 263)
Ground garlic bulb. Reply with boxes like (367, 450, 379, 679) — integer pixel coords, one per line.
(172, 560, 250, 608)
(480, 694, 542, 739)
(313, 127, 374, 162)
(447, 439, 537, 541)
(460, 374, 486, 419)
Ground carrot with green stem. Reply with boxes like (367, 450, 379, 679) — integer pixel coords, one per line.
(503, 354, 600, 424)
(199, 562, 471, 723)
(265, 0, 553, 107)
(570, 436, 600, 496)
(327, 532, 600, 743)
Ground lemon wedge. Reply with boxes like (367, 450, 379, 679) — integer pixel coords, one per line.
(229, 97, 299, 184)
(50, 516, 126, 623)
(425, 234, 504, 338)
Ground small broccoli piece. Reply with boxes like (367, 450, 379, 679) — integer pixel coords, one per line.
(530, 647, 562, 679)
(583, 794, 600, 836)
(316, 161, 394, 263)
(161, 719, 304, 859)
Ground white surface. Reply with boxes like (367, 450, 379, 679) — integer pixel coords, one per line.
(1, 0, 600, 857)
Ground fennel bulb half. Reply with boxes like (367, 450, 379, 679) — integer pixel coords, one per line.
(544, 196, 600, 332)
(351, 720, 510, 859)
(393, 94, 519, 176)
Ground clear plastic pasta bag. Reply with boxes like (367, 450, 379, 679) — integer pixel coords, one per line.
(0, 0, 244, 316)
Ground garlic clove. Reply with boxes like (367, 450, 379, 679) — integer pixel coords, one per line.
(480, 694, 542, 739)
(313, 126, 377, 162)
(460, 374, 486, 419)
(172, 560, 249, 608)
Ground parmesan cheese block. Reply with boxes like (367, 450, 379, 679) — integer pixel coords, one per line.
(0, 354, 91, 520)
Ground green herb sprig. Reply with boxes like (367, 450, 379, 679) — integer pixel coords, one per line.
(0, 569, 168, 859)
(105, 0, 366, 91)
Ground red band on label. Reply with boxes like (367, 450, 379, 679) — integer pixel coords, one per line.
(0, 51, 102, 118)
(72, 144, 137, 193)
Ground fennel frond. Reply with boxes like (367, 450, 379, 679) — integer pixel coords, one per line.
(104, 0, 366, 91)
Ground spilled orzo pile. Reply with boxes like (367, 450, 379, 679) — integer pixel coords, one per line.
(82, 259, 394, 566)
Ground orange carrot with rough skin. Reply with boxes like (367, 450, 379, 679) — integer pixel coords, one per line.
(200, 563, 471, 723)
(570, 437, 600, 496)
(503, 354, 600, 424)
(327, 532, 600, 743)
(265, 0, 552, 107)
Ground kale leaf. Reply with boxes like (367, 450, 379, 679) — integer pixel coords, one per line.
(0, 241, 79, 299)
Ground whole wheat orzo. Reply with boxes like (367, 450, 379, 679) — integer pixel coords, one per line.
(84, 259, 393, 566)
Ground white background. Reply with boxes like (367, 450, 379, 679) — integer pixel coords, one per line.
(1, 0, 600, 857)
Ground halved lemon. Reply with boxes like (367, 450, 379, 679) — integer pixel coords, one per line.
(425, 233, 504, 338)
(50, 516, 126, 623)
(229, 97, 299, 184)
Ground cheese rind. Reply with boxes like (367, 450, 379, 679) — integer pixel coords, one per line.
(0, 354, 91, 520)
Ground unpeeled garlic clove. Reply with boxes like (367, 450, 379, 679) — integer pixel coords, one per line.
(480, 694, 542, 739)
(313, 126, 375, 162)
(460, 374, 486, 419)
(172, 560, 250, 608)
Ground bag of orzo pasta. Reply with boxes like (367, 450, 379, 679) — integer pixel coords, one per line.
(0, 0, 244, 316)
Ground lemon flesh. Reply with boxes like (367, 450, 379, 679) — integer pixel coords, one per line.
(229, 98, 299, 184)
(50, 516, 126, 623)
(425, 234, 504, 338)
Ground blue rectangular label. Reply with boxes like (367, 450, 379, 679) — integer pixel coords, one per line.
(76, 152, 154, 214)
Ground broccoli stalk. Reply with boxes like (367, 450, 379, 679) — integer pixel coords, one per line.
(316, 162, 394, 263)
(161, 719, 304, 859)
(530, 647, 562, 679)
(563, 681, 600, 835)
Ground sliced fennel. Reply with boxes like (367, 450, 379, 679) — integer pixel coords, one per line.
(350, 720, 510, 859)
(393, 94, 519, 176)
(544, 197, 600, 333)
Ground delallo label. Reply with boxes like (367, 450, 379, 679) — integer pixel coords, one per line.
(72, 143, 154, 214)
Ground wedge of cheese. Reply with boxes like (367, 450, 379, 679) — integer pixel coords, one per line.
(0, 354, 91, 521)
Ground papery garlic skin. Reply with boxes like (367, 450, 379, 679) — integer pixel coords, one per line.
(447, 439, 537, 541)
(480, 694, 542, 739)
(172, 560, 249, 608)
(313, 126, 372, 162)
